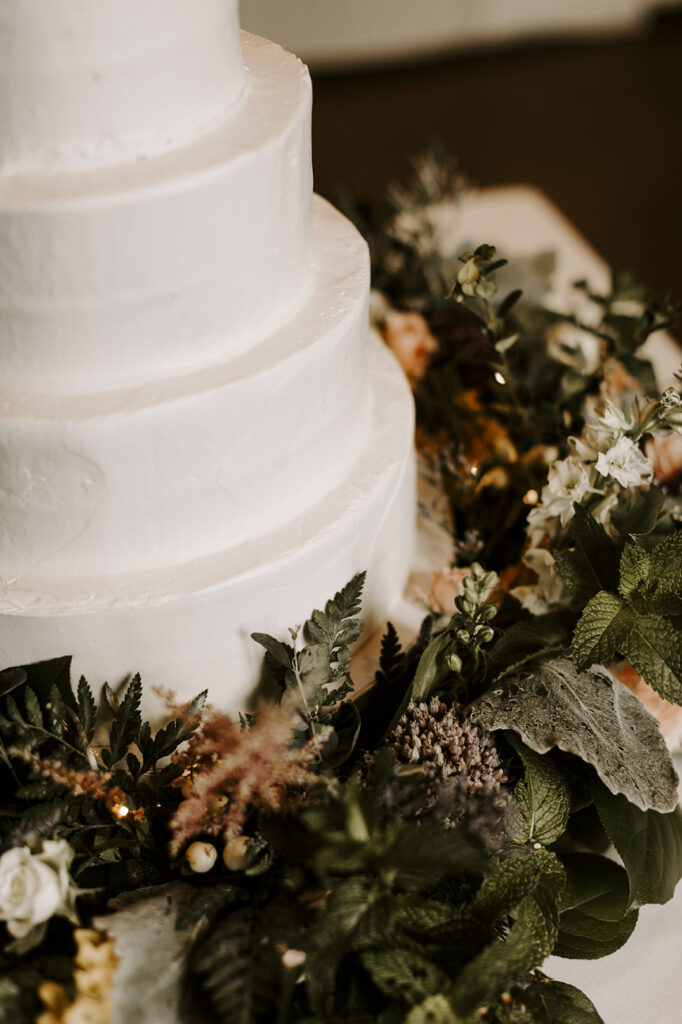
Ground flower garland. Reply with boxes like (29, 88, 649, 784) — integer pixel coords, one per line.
(2, 159, 682, 1024)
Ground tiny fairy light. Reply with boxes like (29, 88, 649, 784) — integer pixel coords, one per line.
(494, 371, 506, 385)
(523, 488, 539, 505)
(111, 802, 130, 820)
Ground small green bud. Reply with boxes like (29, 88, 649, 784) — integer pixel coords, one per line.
(446, 650, 463, 673)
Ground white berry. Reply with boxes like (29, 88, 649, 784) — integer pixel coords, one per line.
(223, 836, 251, 872)
(185, 841, 217, 874)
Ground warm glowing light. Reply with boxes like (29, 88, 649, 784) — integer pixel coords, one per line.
(523, 488, 539, 505)
(470, 463, 479, 476)
(494, 371, 506, 385)
(112, 803, 130, 819)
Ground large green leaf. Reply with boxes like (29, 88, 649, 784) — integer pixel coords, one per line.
(470, 656, 679, 812)
(591, 777, 682, 907)
(508, 736, 570, 846)
(555, 854, 638, 959)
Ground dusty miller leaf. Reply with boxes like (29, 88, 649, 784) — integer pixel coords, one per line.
(469, 656, 679, 812)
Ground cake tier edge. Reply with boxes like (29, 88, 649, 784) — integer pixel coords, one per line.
(0, 339, 416, 713)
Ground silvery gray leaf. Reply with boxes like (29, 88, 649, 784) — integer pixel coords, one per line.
(94, 882, 200, 1024)
(470, 656, 679, 813)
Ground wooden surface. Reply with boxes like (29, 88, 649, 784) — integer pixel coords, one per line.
(310, 11, 682, 312)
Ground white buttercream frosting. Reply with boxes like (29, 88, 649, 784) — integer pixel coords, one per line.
(0, 33, 313, 394)
(0, 20, 418, 713)
(0, 198, 371, 577)
(0, 340, 416, 713)
(0, 0, 245, 173)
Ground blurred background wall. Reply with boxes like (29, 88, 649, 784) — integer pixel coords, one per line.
(241, 1, 682, 307)
(242, 0, 680, 67)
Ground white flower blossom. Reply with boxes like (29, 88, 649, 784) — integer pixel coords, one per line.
(512, 548, 571, 615)
(546, 322, 601, 375)
(527, 456, 592, 542)
(595, 435, 653, 488)
(597, 400, 634, 435)
(0, 840, 74, 945)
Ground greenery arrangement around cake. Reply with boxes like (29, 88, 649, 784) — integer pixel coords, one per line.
(3, 160, 682, 1024)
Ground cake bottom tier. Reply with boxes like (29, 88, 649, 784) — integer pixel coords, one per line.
(0, 338, 415, 714)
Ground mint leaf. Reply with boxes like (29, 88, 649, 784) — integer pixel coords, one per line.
(648, 531, 682, 597)
(360, 947, 447, 1004)
(508, 736, 570, 846)
(470, 656, 679, 812)
(572, 591, 631, 670)
(619, 613, 682, 705)
(555, 854, 638, 959)
(618, 543, 652, 599)
(591, 777, 682, 907)
(451, 850, 564, 1016)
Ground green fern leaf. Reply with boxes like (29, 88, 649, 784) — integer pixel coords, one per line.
(190, 907, 282, 1024)
(107, 675, 142, 764)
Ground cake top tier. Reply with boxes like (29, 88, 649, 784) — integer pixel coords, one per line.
(0, 0, 244, 173)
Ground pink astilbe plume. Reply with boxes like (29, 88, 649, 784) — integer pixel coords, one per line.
(169, 705, 323, 855)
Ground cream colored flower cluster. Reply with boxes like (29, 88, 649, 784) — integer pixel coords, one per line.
(516, 400, 659, 615)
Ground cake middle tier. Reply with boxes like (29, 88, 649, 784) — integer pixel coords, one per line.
(0, 197, 370, 579)
(0, 32, 312, 394)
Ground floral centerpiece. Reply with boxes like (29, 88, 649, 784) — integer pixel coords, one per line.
(2, 159, 682, 1024)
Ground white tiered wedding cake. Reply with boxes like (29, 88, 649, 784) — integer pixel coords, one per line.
(0, 0, 415, 711)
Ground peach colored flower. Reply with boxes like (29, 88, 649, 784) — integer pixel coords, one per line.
(647, 431, 682, 483)
(427, 566, 472, 615)
(612, 661, 682, 750)
(383, 311, 438, 381)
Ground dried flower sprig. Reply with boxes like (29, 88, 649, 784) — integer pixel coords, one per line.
(169, 705, 325, 855)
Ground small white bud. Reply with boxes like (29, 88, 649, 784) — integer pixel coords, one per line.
(185, 841, 218, 874)
(457, 258, 480, 297)
(223, 835, 251, 872)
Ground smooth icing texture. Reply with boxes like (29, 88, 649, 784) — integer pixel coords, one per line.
(0, 17, 417, 712)
(0, 340, 416, 712)
(0, 0, 244, 172)
(0, 33, 313, 394)
(0, 199, 371, 576)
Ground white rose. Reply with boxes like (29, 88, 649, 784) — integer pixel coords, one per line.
(0, 840, 73, 939)
(595, 436, 653, 488)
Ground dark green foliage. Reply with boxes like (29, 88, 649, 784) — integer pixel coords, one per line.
(554, 854, 638, 959)
(591, 777, 682, 907)
(569, 531, 682, 703)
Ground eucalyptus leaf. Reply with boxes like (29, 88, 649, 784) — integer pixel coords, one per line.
(469, 656, 679, 812)
(591, 777, 682, 907)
